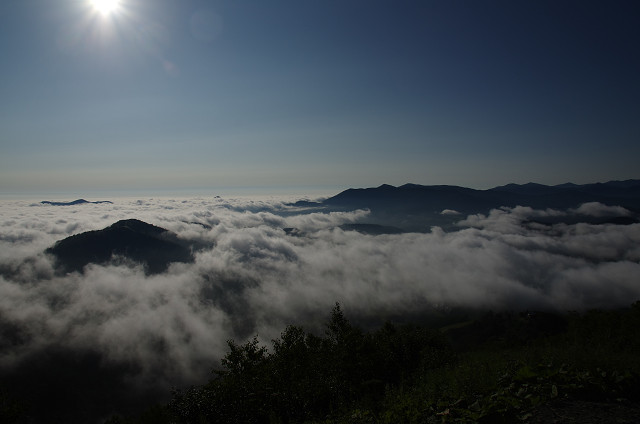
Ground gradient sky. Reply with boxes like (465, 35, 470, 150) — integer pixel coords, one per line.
(1, 0, 638, 195)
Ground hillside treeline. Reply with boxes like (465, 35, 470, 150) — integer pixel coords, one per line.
(108, 302, 640, 424)
(166, 304, 453, 423)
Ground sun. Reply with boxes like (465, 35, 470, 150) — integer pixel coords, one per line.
(90, 0, 120, 15)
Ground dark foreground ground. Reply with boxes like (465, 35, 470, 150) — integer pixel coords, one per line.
(524, 399, 640, 424)
(3, 303, 640, 423)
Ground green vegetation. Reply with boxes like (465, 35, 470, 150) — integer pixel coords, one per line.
(112, 302, 640, 423)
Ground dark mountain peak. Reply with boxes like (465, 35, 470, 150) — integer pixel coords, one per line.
(495, 182, 546, 188)
(107, 219, 167, 236)
(489, 182, 553, 194)
(399, 183, 423, 189)
(377, 183, 396, 189)
(398, 183, 471, 191)
(46, 219, 193, 275)
(41, 199, 113, 206)
(555, 182, 579, 188)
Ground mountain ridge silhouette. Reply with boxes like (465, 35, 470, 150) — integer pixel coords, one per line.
(321, 179, 640, 213)
(41, 199, 113, 206)
(46, 219, 193, 275)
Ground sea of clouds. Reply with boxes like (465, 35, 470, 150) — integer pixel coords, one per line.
(1, 195, 639, 407)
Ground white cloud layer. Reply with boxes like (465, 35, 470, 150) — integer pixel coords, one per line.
(1, 196, 639, 398)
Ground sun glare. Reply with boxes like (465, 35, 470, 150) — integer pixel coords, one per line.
(90, 0, 120, 15)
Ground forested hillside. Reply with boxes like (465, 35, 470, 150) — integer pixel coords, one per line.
(86, 302, 640, 424)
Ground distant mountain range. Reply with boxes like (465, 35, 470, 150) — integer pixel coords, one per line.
(320, 180, 640, 214)
(288, 179, 640, 232)
(46, 219, 193, 275)
(41, 199, 113, 206)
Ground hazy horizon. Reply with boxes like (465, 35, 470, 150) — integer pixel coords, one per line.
(0, 185, 338, 201)
(3, 175, 640, 202)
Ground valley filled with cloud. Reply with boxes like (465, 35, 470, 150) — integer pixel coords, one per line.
(1, 194, 639, 420)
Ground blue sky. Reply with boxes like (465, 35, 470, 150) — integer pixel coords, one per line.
(1, 0, 638, 195)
